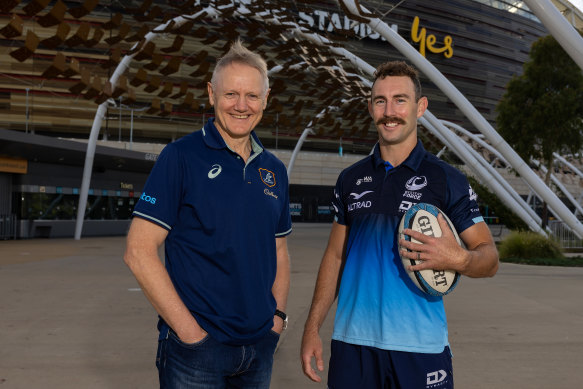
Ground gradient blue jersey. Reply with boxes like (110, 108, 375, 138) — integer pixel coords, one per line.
(331, 141, 483, 353)
(132, 118, 292, 346)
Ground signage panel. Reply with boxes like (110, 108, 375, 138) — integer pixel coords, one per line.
(0, 157, 27, 174)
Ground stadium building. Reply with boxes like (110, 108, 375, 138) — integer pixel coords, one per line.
(0, 0, 581, 238)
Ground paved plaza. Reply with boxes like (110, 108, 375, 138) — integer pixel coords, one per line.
(1, 224, 583, 388)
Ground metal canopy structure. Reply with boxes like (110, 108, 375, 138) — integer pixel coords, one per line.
(0, 0, 378, 150)
(72, 1, 381, 238)
(1, 0, 582, 239)
(344, 0, 583, 238)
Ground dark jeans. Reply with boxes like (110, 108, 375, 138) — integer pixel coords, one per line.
(156, 329, 280, 389)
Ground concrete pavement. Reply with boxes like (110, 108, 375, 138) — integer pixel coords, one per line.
(1, 224, 583, 388)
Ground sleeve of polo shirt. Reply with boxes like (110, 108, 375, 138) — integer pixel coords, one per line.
(332, 170, 347, 225)
(276, 165, 292, 237)
(132, 143, 183, 231)
(445, 169, 484, 234)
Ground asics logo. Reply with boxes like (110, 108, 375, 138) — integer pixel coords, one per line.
(349, 191, 373, 200)
(405, 176, 428, 191)
(208, 164, 222, 179)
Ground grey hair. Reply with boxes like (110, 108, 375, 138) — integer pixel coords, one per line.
(210, 39, 269, 95)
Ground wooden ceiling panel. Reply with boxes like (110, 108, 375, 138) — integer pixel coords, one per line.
(0, 1, 377, 152)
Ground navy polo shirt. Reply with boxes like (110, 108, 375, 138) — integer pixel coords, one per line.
(133, 118, 292, 345)
(331, 141, 484, 353)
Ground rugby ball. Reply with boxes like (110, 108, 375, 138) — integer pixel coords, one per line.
(398, 203, 461, 297)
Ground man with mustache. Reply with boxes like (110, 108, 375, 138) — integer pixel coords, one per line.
(300, 61, 499, 388)
(125, 40, 291, 388)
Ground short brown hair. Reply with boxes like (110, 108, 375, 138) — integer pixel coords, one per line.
(373, 61, 422, 101)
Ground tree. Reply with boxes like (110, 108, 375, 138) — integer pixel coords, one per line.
(496, 33, 583, 228)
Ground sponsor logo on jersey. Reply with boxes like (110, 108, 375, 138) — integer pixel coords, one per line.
(426, 369, 448, 388)
(399, 200, 416, 212)
(140, 192, 156, 204)
(402, 176, 426, 203)
(405, 175, 428, 191)
(349, 191, 373, 200)
(469, 185, 478, 201)
(403, 190, 422, 200)
(208, 164, 222, 179)
(332, 190, 340, 214)
(348, 190, 373, 212)
(356, 176, 372, 185)
(264, 188, 278, 199)
(348, 200, 372, 211)
(259, 168, 276, 187)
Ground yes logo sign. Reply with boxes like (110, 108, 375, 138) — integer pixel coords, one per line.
(411, 16, 453, 59)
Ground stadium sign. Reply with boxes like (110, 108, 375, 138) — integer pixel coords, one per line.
(232, 0, 454, 58)
(297, 10, 397, 41)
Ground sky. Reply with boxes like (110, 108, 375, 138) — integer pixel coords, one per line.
(570, 0, 583, 13)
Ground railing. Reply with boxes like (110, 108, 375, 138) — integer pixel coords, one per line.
(0, 214, 17, 240)
(483, 217, 509, 241)
(548, 220, 583, 249)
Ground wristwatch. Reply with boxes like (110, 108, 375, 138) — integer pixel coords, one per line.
(274, 309, 288, 330)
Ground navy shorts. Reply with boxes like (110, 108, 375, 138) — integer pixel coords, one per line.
(328, 340, 453, 389)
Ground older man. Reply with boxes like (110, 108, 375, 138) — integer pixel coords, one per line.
(125, 39, 291, 388)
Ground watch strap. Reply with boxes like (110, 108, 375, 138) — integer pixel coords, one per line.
(274, 309, 288, 330)
(274, 309, 287, 320)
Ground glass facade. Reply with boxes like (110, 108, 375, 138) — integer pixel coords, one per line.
(471, 0, 538, 21)
(367, 0, 539, 22)
(15, 188, 137, 221)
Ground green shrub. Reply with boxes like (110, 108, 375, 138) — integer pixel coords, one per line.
(499, 231, 564, 259)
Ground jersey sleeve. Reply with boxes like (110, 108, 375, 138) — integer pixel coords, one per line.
(132, 143, 183, 231)
(445, 169, 484, 234)
(276, 165, 292, 237)
(332, 170, 347, 225)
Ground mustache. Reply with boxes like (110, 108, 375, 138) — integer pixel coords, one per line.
(376, 116, 406, 126)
